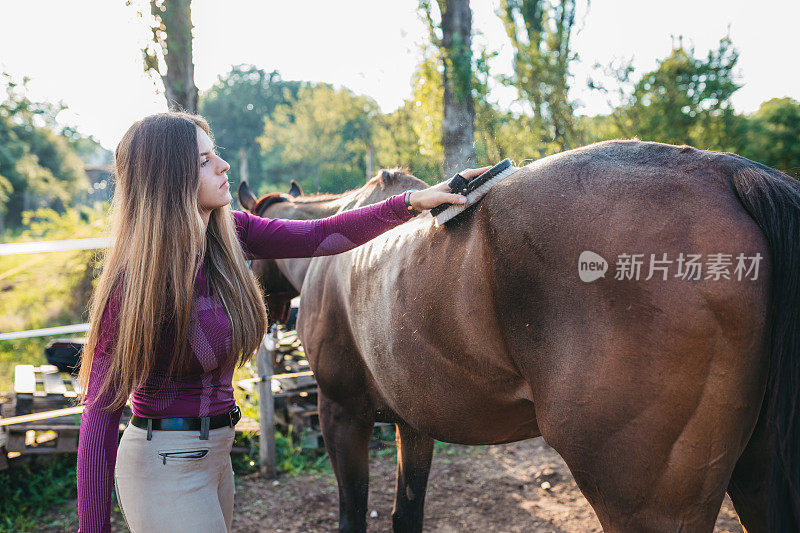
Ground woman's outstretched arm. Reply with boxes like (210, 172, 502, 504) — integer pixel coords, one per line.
(233, 171, 484, 260)
(234, 194, 416, 260)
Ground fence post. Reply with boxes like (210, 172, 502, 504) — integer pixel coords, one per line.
(256, 325, 278, 479)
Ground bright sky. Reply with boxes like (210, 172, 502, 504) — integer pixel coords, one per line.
(1, 0, 798, 150)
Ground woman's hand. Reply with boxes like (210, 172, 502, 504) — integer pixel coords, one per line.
(408, 166, 491, 211)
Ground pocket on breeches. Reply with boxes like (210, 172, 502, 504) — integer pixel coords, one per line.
(157, 448, 211, 465)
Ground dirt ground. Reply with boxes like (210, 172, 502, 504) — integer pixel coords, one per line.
(231, 437, 743, 533)
(37, 436, 742, 532)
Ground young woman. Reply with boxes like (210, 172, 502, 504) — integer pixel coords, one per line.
(76, 111, 483, 533)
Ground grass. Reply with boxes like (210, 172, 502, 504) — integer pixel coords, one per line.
(0, 455, 79, 532)
(1, 207, 105, 390)
(0, 246, 96, 391)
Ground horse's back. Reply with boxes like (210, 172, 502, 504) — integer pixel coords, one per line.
(482, 141, 768, 360)
(299, 213, 542, 444)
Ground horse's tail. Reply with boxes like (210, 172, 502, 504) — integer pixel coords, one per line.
(731, 163, 800, 531)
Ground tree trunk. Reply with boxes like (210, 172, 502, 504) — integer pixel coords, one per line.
(365, 144, 374, 179)
(157, 0, 198, 113)
(239, 147, 249, 183)
(439, 0, 475, 179)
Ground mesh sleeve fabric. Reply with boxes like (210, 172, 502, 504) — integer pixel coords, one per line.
(232, 194, 413, 260)
(77, 284, 125, 533)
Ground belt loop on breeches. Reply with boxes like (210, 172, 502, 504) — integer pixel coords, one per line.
(200, 416, 210, 440)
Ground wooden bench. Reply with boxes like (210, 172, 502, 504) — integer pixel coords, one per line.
(13, 364, 80, 417)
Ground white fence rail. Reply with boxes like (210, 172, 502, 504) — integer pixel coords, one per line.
(0, 237, 110, 256)
(0, 324, 90, 341)
(0, 238, 107, 340)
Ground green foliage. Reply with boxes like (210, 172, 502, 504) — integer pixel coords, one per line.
(0, 73, 92, 230)
(473, 47, 557, 164)
(229, 430, 259, 474)
(0, 455, 78, 532)
(259, 84, 379, 193)
(273, 429, 329, 474)
(373, 43, 443, 182)
(0, 339, 49, 391)
(59, 126, 113, 167)
(0, 205, 105, 389)
(199, 65, 303, 193)
(589, 36, 743, 151)
(741, 97, 800, 174)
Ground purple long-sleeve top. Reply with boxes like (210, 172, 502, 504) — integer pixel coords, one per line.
(77, 195, 413, 532)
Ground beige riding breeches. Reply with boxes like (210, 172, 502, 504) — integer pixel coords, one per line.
(114, 423, 236, 533)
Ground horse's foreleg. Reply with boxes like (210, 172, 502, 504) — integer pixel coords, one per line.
(391, 422, 434, 533)
(319, 393, 374, 533)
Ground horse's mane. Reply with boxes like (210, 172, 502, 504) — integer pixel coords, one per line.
(290, 193, 345, 204)
(375, 167, 413, 186)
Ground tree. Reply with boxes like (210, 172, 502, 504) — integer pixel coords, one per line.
(499, 0, 582, 151)
(0, 74, 89, 231)
(742, 98, 800, 173)
(130, 0, 198, 112)
(199, 66, 301, 191)
(591, 37, 742, 150)
(383, 24, 543, 179)
(259, 85, 378, 193)
(421, 0, 476, 179)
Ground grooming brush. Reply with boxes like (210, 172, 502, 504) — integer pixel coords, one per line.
(431, 158, 519, 226)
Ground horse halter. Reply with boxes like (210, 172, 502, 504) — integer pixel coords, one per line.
(254, 193, 291, 218)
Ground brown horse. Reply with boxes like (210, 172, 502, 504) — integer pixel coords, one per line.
(239, 140, 800, 532)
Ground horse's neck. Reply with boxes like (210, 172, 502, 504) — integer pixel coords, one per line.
(276, 257, 310, 293)
(270, 190, 374, 291)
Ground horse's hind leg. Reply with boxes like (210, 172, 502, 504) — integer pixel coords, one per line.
(392, 422, 434, 533)
(319, 392, 374, 533)
(538, 343, 764, 532)
(554, 419, 742, 532)
(726, 400, 772, 533)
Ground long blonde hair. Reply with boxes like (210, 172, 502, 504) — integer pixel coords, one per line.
(80, 112, 267, 410)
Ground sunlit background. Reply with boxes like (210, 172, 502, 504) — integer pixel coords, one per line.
(1, 0, 797, 148)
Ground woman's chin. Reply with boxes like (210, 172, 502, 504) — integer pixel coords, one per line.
(220, 191, 232, 205)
